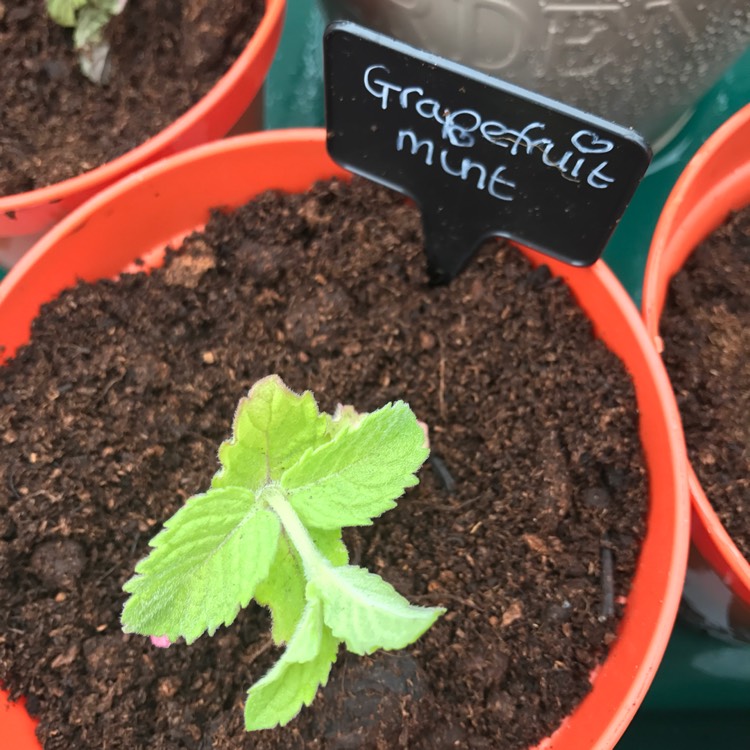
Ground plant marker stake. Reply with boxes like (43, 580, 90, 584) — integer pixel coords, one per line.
(324, 22, 652, 284)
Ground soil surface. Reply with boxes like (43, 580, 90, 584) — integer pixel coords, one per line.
(661, 206, 749, 559)
(0, 179, 647, 749)
(0, 0, 263, 195)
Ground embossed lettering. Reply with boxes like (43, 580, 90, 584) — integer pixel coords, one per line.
(540, 2, 623, 77)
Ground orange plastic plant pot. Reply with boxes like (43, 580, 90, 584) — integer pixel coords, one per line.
(642, 103, 750, 642)
(0, 130, 689, 750)
(0, 0, 285, 242)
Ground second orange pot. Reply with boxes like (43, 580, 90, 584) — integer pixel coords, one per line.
(0, 0, 285, 259)
(643, 103, 750, 643)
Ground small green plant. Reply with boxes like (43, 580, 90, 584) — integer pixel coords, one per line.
(46, 0, 127, 83)
(121, 375, 444, 730)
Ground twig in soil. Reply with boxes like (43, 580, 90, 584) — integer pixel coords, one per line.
(416, 591, 484, 613)
(128, 532, 142, 558)
(96, 372, 126, 406)
(599, 535, 615, 621)
(429, 454, 456, 494)
(244, 637, 274, 670)
(27, 489, 63, 504)
(58, 344, 91, 356)
(438, 336, 446, 419)
(95, 564, 119, 584)
(418, 494, 481, 514)
(7, 466, 20, 500)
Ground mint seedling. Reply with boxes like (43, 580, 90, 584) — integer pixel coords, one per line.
(121, 375, 444, 730)
(46, 0, 127, 83)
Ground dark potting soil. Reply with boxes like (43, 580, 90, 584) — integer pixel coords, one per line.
(0, 178, 648, 749)
(0, 0, 263, 195)
(660, 206, 750, 560)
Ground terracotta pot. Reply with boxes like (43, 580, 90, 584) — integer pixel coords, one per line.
(0, 130, 689, 749)
(643, 103, 750, 643)
(0, 0, 285, 261)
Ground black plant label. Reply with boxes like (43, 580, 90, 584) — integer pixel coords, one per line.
(324, 22, 651, 283)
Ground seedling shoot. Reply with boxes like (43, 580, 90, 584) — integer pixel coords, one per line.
(121, 375, 444, 730)
(46, 0, 127, 83)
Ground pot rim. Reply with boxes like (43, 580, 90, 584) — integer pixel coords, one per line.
(0, 129, 690, 750)
(0, 0, 285, 233)
(642, 103, 750, 603)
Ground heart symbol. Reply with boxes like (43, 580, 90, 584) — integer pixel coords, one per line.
(571, 130, 614, 154)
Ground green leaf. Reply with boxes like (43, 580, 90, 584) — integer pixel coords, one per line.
(254, 535, 306, 646)
(310, 527, 349, 568)
(308, 564, 444, 655)
(120, 376, 443, 733)
(212, 376, 330, 492)
(282, 401, 429, 529)
(97, 0, 125, 12)
(47, 0, 87, 27)
(283, 598, 325, 663)
(121, 487, 280, 644)
(323, 403, 365, 439)
(255, 527, 349, 645)
(244, 603, 340, 730)
(74, 6, 111, 48)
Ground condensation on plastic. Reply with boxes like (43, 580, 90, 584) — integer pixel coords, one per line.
(319, 0, 750, 148)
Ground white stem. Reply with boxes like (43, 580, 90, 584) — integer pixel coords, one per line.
(262, 486, 329, 579)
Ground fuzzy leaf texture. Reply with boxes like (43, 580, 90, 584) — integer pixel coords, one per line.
(255, 528, 349, 645)
(47, 0, 124, 39)
(212, 375, 330, 492)
(245, 600, 340, 730)
(47, 0, 87, 27)
(74, 5, 113, 48)
(121, 487, 280, 644)
(282, 401, 429, 529)
(47, 0, 127, 84)
(121, 375, 442, 732)
(309, 564, 444, 654)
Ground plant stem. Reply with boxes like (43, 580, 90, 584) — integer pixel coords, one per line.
(262, 486, 328, 579)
